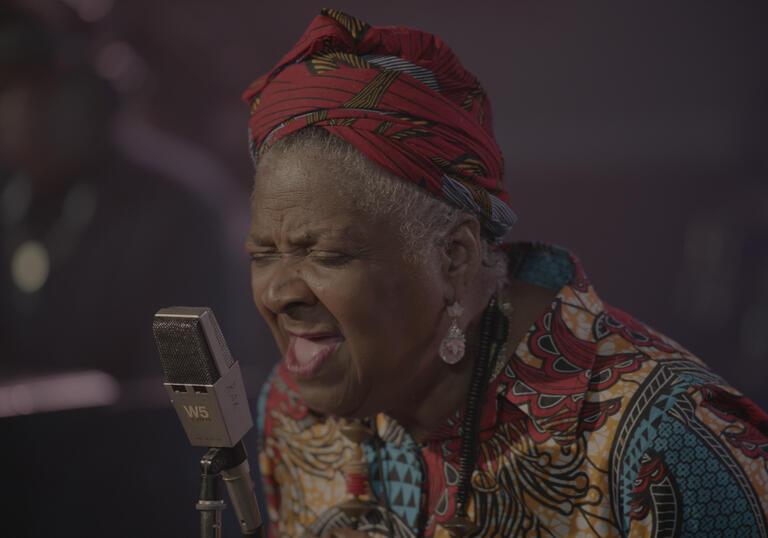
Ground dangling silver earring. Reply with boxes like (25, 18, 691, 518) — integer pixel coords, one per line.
(439, 302, 465, 364)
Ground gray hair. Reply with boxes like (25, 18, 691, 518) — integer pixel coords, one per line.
(256, 128, 508, 287)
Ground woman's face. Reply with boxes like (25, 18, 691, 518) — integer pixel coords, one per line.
(246, 147, 447, 417)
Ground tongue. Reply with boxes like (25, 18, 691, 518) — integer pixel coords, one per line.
(293, 337, 330, 365)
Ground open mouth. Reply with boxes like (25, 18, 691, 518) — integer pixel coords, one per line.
(284, 334, 343, 377)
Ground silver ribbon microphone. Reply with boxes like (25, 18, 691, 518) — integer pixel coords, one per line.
(153, 306, 263, 537)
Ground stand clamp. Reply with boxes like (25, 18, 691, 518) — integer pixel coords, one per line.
(196, 441, 263, 537)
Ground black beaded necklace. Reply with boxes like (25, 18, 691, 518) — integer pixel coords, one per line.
(443, 296, 509, 536)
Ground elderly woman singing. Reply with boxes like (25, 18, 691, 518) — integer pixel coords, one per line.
(243, 10, 768, 538)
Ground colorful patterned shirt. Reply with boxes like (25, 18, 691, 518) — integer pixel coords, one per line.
(256, 243, 768, 537)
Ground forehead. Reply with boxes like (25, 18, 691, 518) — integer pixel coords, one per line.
(254, 146, 343, 195)
(249, 146, 371, 240)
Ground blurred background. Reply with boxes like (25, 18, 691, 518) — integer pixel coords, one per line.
(0, 1, 765, 536)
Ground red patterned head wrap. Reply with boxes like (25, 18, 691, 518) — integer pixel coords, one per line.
(242, 9, 516, 238)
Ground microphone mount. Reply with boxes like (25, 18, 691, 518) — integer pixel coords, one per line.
(197, 440, 263, 538)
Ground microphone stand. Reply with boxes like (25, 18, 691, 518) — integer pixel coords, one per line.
(196, 441, 264, 537)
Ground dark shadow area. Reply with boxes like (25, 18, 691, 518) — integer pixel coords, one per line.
(0, 402, 265, 537)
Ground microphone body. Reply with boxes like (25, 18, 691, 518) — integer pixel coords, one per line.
(154, 306, 252, 447)
(153, 306, 263, 536)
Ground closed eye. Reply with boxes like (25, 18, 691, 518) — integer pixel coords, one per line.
(248, 247, 354, 267)
(248, 251, 280, 266)
(310, 251, 352, 267)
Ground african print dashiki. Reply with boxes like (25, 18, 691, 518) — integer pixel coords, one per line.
(256, 243, 768, 537)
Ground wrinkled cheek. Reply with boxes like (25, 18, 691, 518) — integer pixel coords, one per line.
(334, 342, 368, 411)
(249, 272, 274, 319)
(249, 285, 284, 354)
(346, 329, 387, 392)
(256, 315, 282, 355)
(248, 270, 260, 303)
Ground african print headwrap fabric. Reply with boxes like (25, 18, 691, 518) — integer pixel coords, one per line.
(242, 9, 516, 239)
(256, 242, 768, 537)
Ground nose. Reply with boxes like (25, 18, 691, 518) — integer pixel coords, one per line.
(258, 259, 316, 315)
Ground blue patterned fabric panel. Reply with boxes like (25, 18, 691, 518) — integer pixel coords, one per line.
(516, 244, 574, 290)
(365, 439, 424, 534)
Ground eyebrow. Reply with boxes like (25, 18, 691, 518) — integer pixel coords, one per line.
(244, 236, 274, 248)
(245, 228, 360, 249)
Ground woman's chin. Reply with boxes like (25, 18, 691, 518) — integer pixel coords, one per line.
(296, 380, 368, 418)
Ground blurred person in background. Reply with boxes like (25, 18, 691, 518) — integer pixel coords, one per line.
(0, 5, 268, 537)
(0, 7, 229, 386)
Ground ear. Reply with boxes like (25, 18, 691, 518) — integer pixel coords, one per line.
(440, 215, 483, 304)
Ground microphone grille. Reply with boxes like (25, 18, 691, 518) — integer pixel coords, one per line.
(153, 310, 223, 384)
